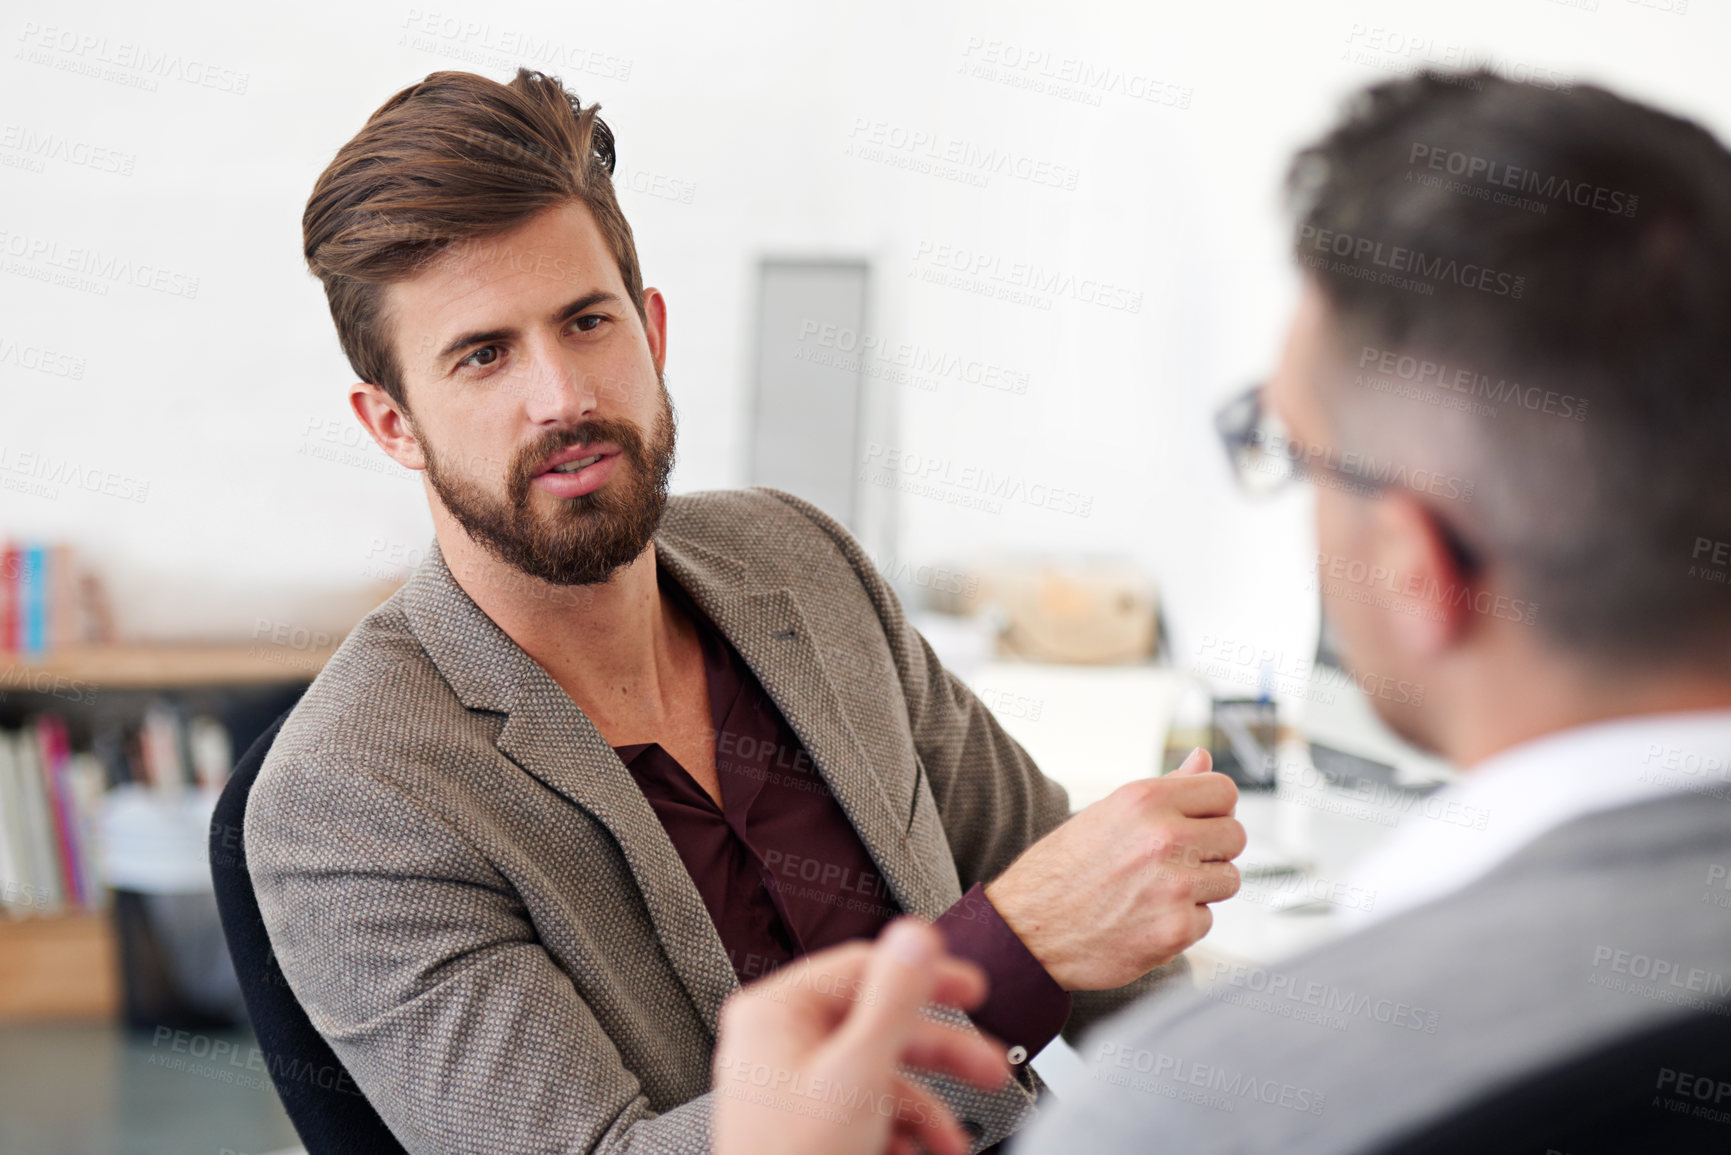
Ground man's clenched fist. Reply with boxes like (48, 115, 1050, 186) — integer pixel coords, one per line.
(984, 747, 1245, 990)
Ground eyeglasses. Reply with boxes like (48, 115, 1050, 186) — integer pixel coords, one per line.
(1214, 382, 1383, 499)
(1214, 382, 1483, 575)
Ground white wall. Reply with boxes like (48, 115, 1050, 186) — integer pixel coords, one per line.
(2, 0, 1723, 661)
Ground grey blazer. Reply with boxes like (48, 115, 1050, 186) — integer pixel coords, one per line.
(245, 486, 1186, 1155)
(1014, 789, 1731, 1155)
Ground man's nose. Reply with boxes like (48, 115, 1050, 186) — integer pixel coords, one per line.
(521, 348, 600, 424)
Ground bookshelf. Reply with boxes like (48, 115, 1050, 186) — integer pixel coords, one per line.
(0, 641, 335, 1024)
(0, 911, 119, 1021)
(0, 641, 338, 690)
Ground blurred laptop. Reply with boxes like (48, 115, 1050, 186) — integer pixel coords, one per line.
(1297, 614, 1456, 794)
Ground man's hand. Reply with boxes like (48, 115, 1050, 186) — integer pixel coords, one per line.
(713, 918, 1012, 1155)
(984, 747, 1245, 990)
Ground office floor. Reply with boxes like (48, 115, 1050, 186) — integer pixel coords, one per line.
(0, 1023, 303, 1155)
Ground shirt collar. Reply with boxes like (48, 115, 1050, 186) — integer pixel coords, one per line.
(1340, 709, 1731, 927)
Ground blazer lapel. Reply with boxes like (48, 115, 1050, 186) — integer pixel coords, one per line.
(399, 529, 944, 1042)
(658, 536, 945, 921)
(495, 682, 743, 1035)
(401, 542, 738, 1036)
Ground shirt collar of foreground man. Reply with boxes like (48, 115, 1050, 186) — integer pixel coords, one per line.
(1340, 709, 1731, 930)
(712, 66, 1731, 1155)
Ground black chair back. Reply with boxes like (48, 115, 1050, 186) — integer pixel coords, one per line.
(1369, 1007, 1731, 1154)
(209, 709, 408, 1154)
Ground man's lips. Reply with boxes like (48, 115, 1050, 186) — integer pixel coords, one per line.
(529, 445, 622, 498)
(533, 442, 622, 477)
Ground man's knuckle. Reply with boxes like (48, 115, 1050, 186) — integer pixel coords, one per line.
(1148, 859, 1185, 892)
(1229, 823, 1250, 857)
(1111, 779, 1154, 807)
(1135, 830, 1170, 862)
(1153, 921, 1186, 956)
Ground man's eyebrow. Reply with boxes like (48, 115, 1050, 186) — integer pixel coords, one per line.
(432, 290, 624, 363)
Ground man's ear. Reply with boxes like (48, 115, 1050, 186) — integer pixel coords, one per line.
(642, 287, 668, 378)
(349, 382, 426, 471)
(1372, 491, 1477, 657)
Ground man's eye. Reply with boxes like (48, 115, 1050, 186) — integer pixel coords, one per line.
(573, 314, 604, 333)
(461, 346, 502, 370)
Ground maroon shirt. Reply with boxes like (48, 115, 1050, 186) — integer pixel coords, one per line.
(612, 568, 1071, 1066)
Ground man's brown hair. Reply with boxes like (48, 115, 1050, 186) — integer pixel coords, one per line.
(303, 68, 645, 410)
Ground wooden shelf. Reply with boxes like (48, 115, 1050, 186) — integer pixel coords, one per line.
(0, 642, 338, 691)
(0, 912, 119, 1022)
(0, 641, 346, 1024)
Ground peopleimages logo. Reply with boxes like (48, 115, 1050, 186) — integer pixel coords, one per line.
(1090, 1041, 1328, 1115)
(0, 123, 137, 175)
(0, 228, 199, 299)
(798, 321, 1031, 396)
(860, 443, 1095, 518)
(1204, 960, 1442, 1035)
(956, 37, 1194, 110)
(397, 9, 633, 81)
(1693, 538, 1731, 567)
(1310, 550, 1541, 627)
(0, 334, 87, 379)
(0, 445, 149, 503)
(846, 117, 1081, 191)
(1193, 633, 1428, 711)
(1245, 427, 1477, 504)
(1705, 865, 1731, 910)
(1589, 946, 1731, 1011)
(1408, 144, 1639, 218)
(910, 240, 1144, 314)
(14, 22, 251, 94)
(1357, 346, 1588, 422)
(1298, 226, 1526, 298)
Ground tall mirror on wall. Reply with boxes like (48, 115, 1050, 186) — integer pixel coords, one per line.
(747, 259, 893, 559)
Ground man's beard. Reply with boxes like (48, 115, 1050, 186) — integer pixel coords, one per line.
(420, 379, 677, 587)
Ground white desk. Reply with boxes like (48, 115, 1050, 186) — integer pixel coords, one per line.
(965, 660, 1410, 970)
(963, 660, 1425, 1092)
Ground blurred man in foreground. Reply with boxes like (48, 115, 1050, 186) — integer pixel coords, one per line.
(713, 918, 1011, 1155)
(713, 68, 1731, 1154)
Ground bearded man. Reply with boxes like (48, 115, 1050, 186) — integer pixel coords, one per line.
(245, 67, 1245, 1155)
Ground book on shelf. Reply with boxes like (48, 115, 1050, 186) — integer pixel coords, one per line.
(110, 701, 232, 794)
(1, 542, 15, 652)
(0, 540, 113, 658)
(0, 703, 235, 920)
(0, 717, 105, 918)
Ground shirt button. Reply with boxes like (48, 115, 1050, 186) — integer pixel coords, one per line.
(1007, 1044, 1028, 1065)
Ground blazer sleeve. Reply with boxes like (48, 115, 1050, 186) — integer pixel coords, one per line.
(761, 489, 1191, 1043)
(246, 752, 713, 1155)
